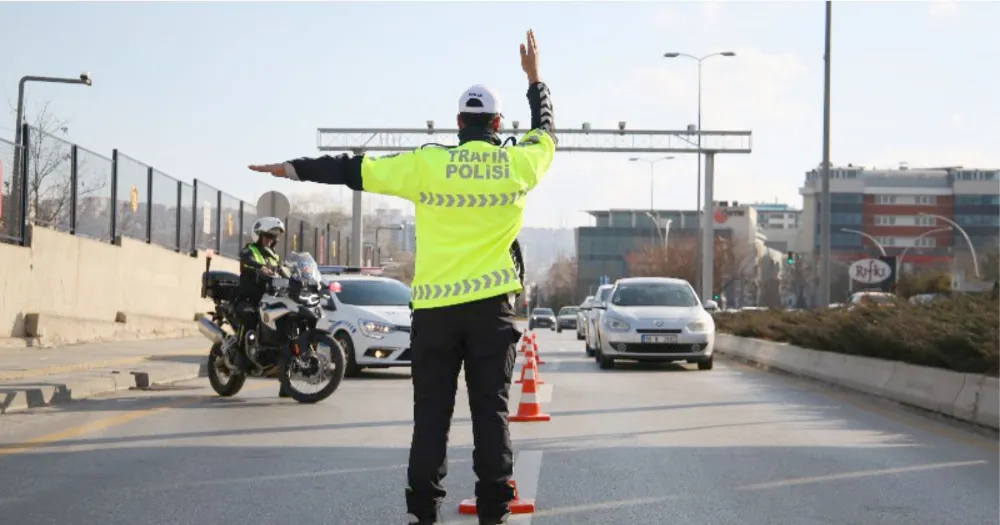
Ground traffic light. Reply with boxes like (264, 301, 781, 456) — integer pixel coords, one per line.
(713, 293, 720, 301)
(786, 251, 795, 265)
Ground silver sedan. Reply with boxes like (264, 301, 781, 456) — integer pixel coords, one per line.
(594, 277, 717, 370)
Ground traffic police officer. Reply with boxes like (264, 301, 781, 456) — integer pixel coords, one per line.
(248, 30, 556, 525)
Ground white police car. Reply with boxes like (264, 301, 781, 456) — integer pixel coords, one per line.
(316, 266, 412, 377)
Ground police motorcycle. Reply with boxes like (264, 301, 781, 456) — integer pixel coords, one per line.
(197, 250, 346, 403)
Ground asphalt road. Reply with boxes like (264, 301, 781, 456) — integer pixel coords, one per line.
(1, 327, 997, 524)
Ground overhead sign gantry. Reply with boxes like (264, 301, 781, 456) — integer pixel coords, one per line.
(316, 124, 753, 299)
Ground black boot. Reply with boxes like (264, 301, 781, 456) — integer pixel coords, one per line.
(278, 384, 292, 398)
(405, 488, 442, 524)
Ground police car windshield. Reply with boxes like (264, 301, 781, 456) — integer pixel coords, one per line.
(611, 282, 698, 308)
(335, 280, 411, 307)
(597, 286, 614, 302)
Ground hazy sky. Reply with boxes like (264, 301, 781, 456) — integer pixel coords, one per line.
(1, 1, 997, 228)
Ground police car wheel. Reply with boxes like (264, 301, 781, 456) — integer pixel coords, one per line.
(337, 332, 363, 378)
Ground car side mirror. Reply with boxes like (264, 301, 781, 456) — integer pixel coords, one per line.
(703, 300, 719, 312)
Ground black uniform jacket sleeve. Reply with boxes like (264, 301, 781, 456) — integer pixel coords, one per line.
(526, 81, 556, 144)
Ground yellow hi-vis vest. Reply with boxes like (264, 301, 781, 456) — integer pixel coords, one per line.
(248, 244, 280, 266)
(360, 129, 556, 310)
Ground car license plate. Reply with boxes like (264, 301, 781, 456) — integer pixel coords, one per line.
(642, 334, 677, 344)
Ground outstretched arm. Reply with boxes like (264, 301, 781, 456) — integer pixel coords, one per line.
(248, 151, 422, 202)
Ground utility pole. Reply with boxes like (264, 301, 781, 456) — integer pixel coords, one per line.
(819, 0, 834, 306)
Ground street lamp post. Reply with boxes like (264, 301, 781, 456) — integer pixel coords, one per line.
(10, 72, 93, 242)
(840, 228, 887, 256)
(628, 156, 674, 211)
(899, 226, 953, 271)
(918, 213, 981, 278)
(661, 52, 736, 213)
(662, 51, 736, 300)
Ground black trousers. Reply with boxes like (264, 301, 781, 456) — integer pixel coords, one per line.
(405, 294, 521, 524)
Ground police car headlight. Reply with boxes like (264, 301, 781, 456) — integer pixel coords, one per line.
(359, 319, 395, 339)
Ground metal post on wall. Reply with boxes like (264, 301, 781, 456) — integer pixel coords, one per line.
(297, 221, 304, 254)
(174, 180, 182, 252)
(18, 124, 30, 246)
(215, 190, 222, 254)
(110, 148, 119, 245)
(313, 225, 319, 261)
(145, 166, 154, 243)
(190, 180, 199, 257)
(69, 144, 78, 235)
(238, 201, 245, 249)
(336, 230, 342, 265)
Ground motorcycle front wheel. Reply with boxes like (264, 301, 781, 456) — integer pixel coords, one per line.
(279, 334, 346, 404)
(207, 343, 247, 397)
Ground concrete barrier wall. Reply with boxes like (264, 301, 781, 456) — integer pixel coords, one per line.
(0, 227, 238, 344)
(716, 333, 999, 430)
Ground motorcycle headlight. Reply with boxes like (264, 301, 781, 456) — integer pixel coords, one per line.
(603, 316, 631, 332)
(686, 319, 711, 332)
(359, 319, 395, 339)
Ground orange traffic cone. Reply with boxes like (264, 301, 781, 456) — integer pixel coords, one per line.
(509, 365, 550, 422)
(530, 333, 547, 365)
(515, 353, 544, 385)
(459, 480, 536, 515)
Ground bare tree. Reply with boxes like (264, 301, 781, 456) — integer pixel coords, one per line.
(8, 100, 108, 232)
(381, 250, 415, 285)
(542, 254, 578, 308)
(626, 235, 750, 301)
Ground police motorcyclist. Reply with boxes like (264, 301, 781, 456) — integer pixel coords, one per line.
(248, 30, 555, 524)
(237, 217, 291, 396)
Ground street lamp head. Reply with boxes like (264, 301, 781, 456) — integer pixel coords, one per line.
(663, 52, 681, 58)
(720, 52, 736, 57)
(79, 72, 92, 85)
(628, 157, 640, 162)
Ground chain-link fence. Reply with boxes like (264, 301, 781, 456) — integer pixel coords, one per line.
(2, 124, 344, 263)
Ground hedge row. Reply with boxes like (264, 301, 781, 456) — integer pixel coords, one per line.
(715, 294, 999, 376)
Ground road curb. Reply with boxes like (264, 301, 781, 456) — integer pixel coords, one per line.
(715, 333, 999, 431)
(0, 360, 206, 415)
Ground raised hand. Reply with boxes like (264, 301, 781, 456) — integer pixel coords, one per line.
(520, 29, 540, 84)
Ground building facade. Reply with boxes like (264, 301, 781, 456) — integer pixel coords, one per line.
(750, 202, 804, 253)
(575, 205, 789, 307)
(799, 164, 999, 297)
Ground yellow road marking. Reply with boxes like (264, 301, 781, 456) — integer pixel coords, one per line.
(0, 382, 271, 457)
(0, 348, 207, 381)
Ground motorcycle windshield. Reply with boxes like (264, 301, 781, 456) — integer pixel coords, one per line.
(287, 252, 323, 287)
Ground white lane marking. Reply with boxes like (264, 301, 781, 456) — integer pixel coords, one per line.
(736, 460, 989, 491)
(508, 450, 544, 525)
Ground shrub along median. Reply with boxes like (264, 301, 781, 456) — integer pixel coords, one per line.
(715, 294, 999, 377)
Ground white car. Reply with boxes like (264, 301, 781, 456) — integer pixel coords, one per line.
(593, 277, 718, 371)
(316, 267, 413, 377)
(585, 284, 615, 357)
(576, 296, 594, 340)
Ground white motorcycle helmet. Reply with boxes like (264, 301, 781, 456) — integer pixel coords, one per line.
(251, 216, 285, 244)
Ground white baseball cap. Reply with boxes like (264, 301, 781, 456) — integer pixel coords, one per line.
(458, 84, 503, 115)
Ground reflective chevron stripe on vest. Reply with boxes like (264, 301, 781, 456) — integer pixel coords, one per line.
(411, 268, 520, 301)
(418, 190, 526, 208)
